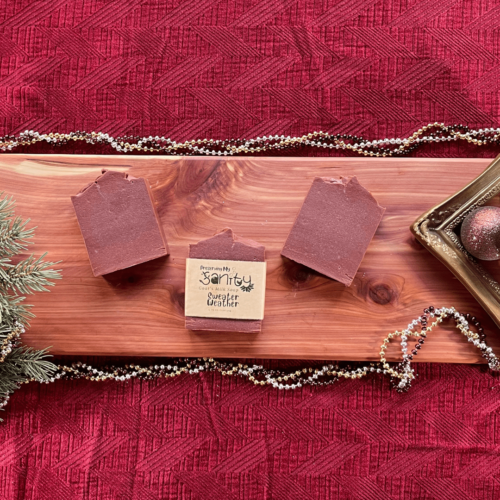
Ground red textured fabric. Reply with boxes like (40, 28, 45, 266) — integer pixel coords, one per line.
(1, 362, 500, 500)
(1, 1, 500, 499)
(0, 0, 500, 158)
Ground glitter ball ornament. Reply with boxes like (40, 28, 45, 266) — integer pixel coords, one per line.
(461, 206, 500, 260)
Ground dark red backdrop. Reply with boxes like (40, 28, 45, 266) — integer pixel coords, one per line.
(1, 1, 500, 498)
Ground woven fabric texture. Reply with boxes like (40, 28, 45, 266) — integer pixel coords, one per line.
(1, 1, 500, 499)
(1, 0, 500, 157)
(2, 362, 500, 500)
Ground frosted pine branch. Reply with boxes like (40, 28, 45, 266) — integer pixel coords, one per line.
(1, 253, 61, 295)
(0, 192, 61, 420)
(0, 194, 34, 258)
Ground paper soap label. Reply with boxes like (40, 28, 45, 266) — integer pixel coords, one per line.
(185, 258, 266, 320)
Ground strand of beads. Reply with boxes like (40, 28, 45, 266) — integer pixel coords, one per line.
(37, 306, 498, 395)
(1, 124, 500, 157)
(0, 321, 24, 363)
(1, 306, 497, 415)
(0, 321, 26, 410)
(381, 306, 498, 392)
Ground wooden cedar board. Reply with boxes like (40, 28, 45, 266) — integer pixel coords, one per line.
(2, 154, 499, 363)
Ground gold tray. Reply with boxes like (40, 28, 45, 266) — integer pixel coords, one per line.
(412, 154, 500, 329)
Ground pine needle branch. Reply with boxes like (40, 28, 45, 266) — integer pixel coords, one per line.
(0, 253, 61, 295)
(0, 293, 33, 330)
(0, 214, 34, 258)
(0, 193, 15, 224)
(0, 347, 57, 420)
(4, 346, 56, 382)
(0, 192, 62, 421)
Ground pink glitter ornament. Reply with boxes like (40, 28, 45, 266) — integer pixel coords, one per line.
(460, 206, 500, 261)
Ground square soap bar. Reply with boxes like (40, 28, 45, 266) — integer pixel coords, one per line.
(71, 169, 169, 276)
(185, 228, 265, 333)
(281, 176, 385, 286)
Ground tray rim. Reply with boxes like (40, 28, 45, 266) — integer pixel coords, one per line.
(411, 154, 500, 330)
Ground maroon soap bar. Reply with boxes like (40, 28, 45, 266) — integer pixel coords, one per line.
(281, 176, 385, 286)
(185, 228, 265, 333)
(71, 169, 169, 276)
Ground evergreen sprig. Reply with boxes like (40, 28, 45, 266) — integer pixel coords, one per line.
(0, 347, 56, 395)
(0, 194, 34, 258)
(0, 253, 60, 295)
(0, 192, 61, 419)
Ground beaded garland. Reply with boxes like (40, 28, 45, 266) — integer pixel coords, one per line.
(2, 125, 500, 413)
(0, 322, 23, 363)
(1, 123, 499, 156)
(1, 306, 498, 412)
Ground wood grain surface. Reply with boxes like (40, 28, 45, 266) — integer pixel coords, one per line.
(2, 154, 499, 363)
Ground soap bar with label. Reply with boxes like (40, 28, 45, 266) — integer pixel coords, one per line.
(281, 176, 385, 286)
(185, 228, 265, 333)
(71, 169, 169, 276)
